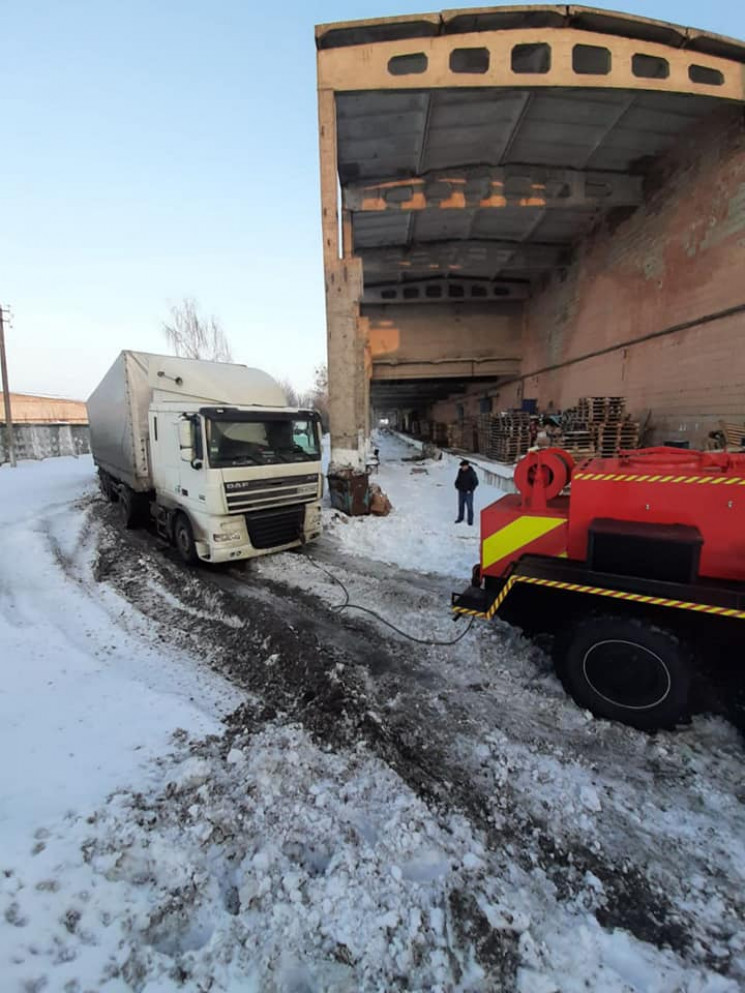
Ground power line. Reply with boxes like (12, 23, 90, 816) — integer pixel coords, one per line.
(0, 306, 16, 467)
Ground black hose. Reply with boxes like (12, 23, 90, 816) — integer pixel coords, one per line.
(304, 553, 476, 647)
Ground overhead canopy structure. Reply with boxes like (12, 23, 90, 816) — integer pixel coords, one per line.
(316, 6, 745, 465)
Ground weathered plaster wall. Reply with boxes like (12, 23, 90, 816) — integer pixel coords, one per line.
(365, 301, 523, 381)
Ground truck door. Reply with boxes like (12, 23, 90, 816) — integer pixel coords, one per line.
(175, 415, 208, 514)
(149, 411, 180, 498)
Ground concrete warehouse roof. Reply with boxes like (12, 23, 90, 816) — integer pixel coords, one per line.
(0, 393, 88, 424)
(316, 5, 745, 302)
(316, 7, 745, 61)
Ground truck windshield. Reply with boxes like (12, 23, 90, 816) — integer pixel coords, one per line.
(205, 416, 321, 467)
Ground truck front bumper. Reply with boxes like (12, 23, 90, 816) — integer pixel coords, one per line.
(194, 501, 322, 563)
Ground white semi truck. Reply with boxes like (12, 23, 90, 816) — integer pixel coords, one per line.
(87, 351, 323, 564)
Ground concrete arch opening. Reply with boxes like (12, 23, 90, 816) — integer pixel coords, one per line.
(316, 6, 745, 489)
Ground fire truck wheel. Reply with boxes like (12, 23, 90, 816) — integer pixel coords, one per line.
(558, 615, 692, 730)
(174, 513, 198, 566)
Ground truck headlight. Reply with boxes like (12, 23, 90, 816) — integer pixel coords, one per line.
(213, 529, 243, 543)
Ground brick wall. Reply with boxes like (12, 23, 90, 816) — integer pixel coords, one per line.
(522, 106, 745, 446)
(431, 381, 499, 423)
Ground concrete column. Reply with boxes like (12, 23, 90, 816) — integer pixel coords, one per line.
(318, 86, 369, 475)
(361, 315, 372, 440)
(324, 256, 367, 470)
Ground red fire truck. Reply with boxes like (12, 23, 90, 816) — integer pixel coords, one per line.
(452, 447, 745, 729)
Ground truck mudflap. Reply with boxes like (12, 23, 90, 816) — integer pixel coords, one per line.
(452, 554, 745, 622)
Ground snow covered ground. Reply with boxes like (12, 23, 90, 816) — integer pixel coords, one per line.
(1, 442, 744, 993)
(0, 458, 241, 863)
(320, 432, 503, 579)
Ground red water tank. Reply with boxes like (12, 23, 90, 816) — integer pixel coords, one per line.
(568, 448, 745, 582)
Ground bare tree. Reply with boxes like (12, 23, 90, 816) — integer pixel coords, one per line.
(275, 377, 311, 409)
(162, 297, 233, 362)
(309, 363, 329, 431)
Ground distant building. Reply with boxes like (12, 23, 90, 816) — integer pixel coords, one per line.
(0, 392, 88, 424)
(0, 393, 90, 463)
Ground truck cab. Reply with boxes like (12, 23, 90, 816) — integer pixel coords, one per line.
(148, 403, 322, 563)
(88, 351, 323, 565)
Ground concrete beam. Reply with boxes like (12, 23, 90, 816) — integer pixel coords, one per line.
(360, 240, 564, 277)
(362, 278, 530, 305)
(318, 26, 744, 102)
(372, 357, 521, 380)
(343, 168, 643, 212)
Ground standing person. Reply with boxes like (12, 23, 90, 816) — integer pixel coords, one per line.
(454, 459, 479, 525)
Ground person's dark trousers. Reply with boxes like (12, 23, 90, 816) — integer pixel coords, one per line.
(456, 490, 474, 525)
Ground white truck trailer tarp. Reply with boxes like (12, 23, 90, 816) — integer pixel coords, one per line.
(87, 351, 151, 491)
(87, 351, 288, 492)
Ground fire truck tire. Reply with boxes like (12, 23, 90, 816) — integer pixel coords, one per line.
(557, 615, 692, 730)
(174, 513, 198, 566)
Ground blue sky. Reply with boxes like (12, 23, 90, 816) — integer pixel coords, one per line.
(1, 0, 743, 399)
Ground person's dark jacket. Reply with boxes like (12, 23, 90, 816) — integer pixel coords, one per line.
(455, 466, 479, 492)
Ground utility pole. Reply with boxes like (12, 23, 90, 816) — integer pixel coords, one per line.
(0, 305, 16, 467)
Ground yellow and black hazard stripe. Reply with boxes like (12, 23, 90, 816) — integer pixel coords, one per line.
(574, 472, 745, 486)
(453, 574, 745, 622)
(481, 514, 566, 571)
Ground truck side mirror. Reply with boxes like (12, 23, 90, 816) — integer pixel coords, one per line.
(178, 420, 194, 463)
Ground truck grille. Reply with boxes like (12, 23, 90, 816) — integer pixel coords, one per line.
(245, 504, 305, 550)
(224, 473, 318, 513)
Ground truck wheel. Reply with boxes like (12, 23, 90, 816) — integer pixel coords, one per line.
(117, 486, 139, 529)
(557, 615, 692, 730)
(173, 514, 198, 566)
(99, 471, 117, 503)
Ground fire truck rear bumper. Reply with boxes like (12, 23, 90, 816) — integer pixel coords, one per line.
(451, 585, 500, 619)
(453, 554, 745, 624)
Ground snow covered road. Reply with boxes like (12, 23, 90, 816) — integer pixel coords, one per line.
(1, 443, 744, 992)
(0, 458, 241, 863)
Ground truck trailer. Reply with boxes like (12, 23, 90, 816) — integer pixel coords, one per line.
(87, 351, 323, 564)
(453, 447, 745, 730)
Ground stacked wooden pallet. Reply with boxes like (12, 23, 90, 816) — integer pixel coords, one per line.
(560, 405, 594, 460)
(478, 411, 532, 463)
(578, 396, 625, 423)
(596, 418, 640, 457)
(447, 418, 477, 452)
(718, 420, 745, 451)
(433, 422, 449, 447)
(561, 397, 639, 459)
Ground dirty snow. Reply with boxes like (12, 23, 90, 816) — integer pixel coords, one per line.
(1, 443, 744, 992)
